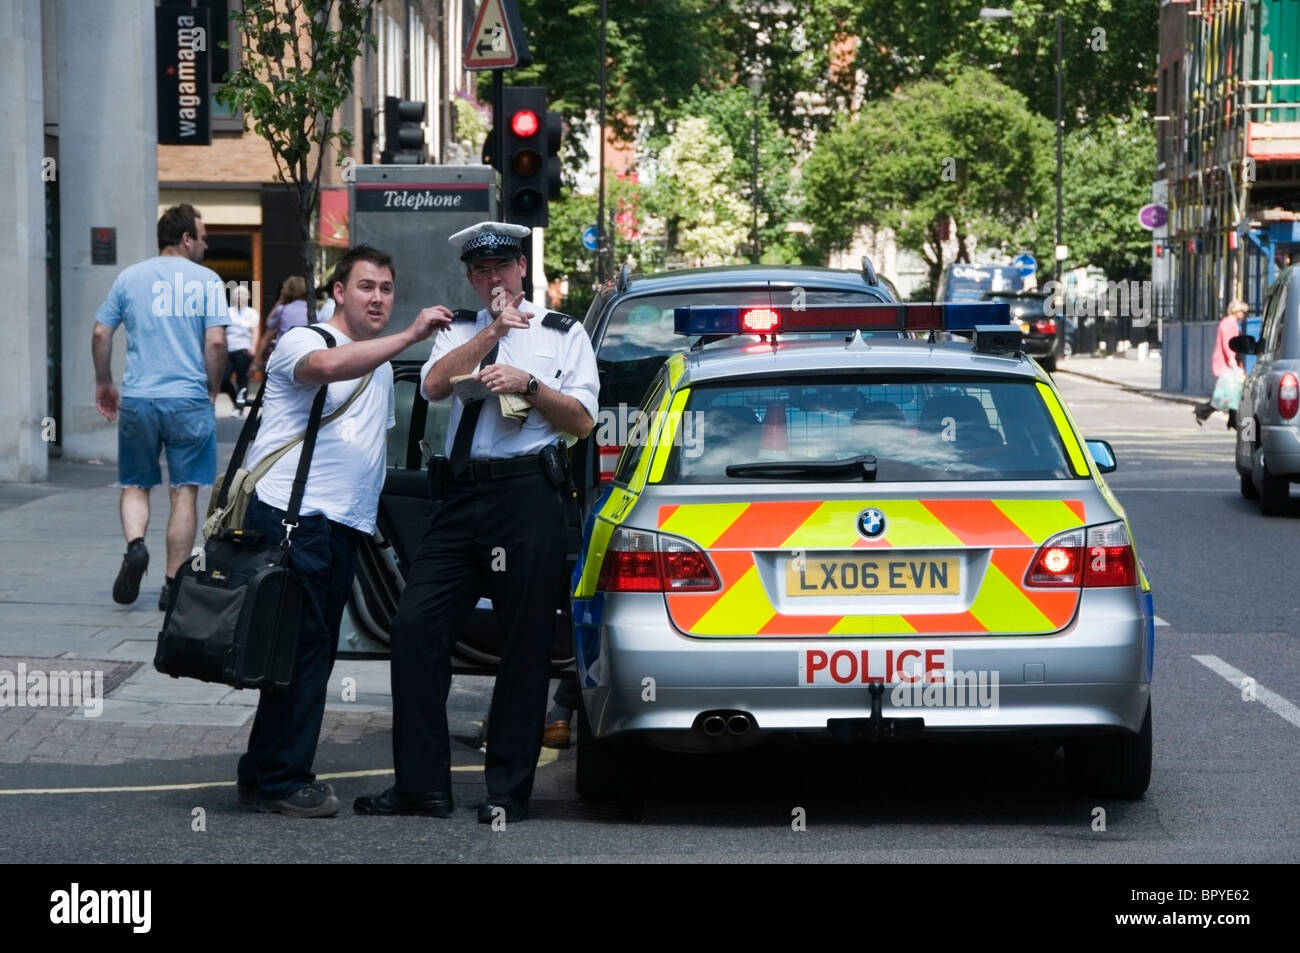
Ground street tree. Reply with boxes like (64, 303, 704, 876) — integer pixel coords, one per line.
(215, 0, 374, 315)
(802, 68, 1052, 287)
(646, 116, 752, 266)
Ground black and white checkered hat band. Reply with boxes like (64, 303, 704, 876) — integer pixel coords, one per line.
(461, 233, 523, 262)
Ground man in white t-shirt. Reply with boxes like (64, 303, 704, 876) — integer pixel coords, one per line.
(235, 245, 452, 818)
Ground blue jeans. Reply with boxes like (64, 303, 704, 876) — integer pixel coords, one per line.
(237, 496, 362, 798)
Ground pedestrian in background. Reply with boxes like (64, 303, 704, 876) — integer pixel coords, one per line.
(223, 284, 259, 412)
(1194, 299, 1248, 430)
(237, 245, 452, 817)
(314, 282, 336, 324)
(254, 275, 309, 370)
(91, 204, 228, 610)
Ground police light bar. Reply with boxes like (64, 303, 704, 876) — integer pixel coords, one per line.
(673, 302, 1012, 336)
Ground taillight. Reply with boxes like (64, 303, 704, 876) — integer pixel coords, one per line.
(1279, 372, 1299, 420)
(1033, 318, 1057, 336)
(598, 444, 622, 483)
(596, 527, 720, 592)
(1025, 521, 1136, 588)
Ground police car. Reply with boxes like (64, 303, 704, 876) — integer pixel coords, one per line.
(571, 301, 1154, 802)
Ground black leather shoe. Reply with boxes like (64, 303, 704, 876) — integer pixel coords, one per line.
(477, 797, 528, 823)
(353, 786, 454, 817)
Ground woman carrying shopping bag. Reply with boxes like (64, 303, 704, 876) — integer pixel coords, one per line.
(1194, 299, 1248, 430)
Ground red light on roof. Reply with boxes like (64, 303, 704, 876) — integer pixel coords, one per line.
(510, 109, 540, 137)
(740, 307, 781, 333)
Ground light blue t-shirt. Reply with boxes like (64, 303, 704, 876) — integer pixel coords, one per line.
(94, 255, 230, 399)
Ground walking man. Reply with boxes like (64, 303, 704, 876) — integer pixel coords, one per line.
(355, 222, 598, 822)
(93, 204, 228, 610)
(237, 245, 452, 817)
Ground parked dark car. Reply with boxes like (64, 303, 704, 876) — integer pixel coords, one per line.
(983, 290, 1062, 371)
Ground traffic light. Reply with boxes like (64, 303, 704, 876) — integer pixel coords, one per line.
(502, 86, 559, 227)
(381, 96, 426, 164)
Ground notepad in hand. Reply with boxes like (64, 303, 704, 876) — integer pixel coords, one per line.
(450, 374, 493, 403)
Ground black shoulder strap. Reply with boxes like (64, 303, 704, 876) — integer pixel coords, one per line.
(280, 325, 337, 539)
(541, 311, 578, 332)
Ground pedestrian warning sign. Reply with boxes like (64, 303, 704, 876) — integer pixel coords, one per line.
(464, 0, 531, 70)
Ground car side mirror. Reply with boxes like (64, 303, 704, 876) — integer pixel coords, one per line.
(1229, 334, 1256, 356)
(1086, 439, 1116, 474)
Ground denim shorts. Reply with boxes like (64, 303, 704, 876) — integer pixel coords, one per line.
(118, 396, 217, 487)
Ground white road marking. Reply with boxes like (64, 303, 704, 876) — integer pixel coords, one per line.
(1154, 616, 1170, 627)
(1193, 654, 1300, 729)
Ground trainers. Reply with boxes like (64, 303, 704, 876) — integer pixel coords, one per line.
(236, 782, 255, 806)
(253, 783, 339, 818)
(112, 539, 149, 605)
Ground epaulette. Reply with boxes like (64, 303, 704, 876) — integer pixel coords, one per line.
(541, 311, 578, 332)
(452, 308, 478, 322)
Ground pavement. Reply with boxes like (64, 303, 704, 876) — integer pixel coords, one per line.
(0, 361, 1194, 771)
(0, 395, 416, 771)
(1055, 348, 1200, 407)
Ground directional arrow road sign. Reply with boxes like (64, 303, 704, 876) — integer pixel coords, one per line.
(464, 0, 531, 70)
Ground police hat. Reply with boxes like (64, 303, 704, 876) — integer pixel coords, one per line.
(449, 221, 531, 263)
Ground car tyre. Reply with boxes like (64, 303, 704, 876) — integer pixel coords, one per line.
(1040, 354, 1057, 373)
(1065, 699, 1152, 799)
(575, 696, 645, 808)
(1257, 458, 1290, 515)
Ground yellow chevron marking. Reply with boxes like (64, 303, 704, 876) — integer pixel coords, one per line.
(782, 500, 962, 549)
(970, 561, 1052, 632)
(993, 499, 1084, 545)
(659, 502, 750, 548)
(649, 388, 691, 484)
(830, 614, 918, 636)
(690, 564, 775, 635)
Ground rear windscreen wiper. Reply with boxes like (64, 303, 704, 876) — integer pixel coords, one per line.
(725, 455, 877, 481)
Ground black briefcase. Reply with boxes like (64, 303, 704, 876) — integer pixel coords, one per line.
(154, 529, 303, 692)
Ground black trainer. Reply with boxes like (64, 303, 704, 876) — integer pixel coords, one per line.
(112, 539, 149, 605)
(253, 782, 339, 818)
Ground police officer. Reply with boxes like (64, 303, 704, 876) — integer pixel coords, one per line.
(355, 222, 598, 823)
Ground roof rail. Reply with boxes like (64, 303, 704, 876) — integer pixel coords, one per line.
(860, 255, 878, 287)
(616, 261, 632, 293)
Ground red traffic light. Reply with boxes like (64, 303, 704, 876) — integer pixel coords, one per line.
(510, 109, 540, 137)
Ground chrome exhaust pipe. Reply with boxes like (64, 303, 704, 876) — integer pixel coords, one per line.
(701, 715, 727, 737)
(727, 714, 751, 735)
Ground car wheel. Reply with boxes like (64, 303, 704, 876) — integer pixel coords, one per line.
(1240, 469, 1259, 500)
(1061, 338, 1072, 360)
(1258, 459, 1290, 515)
(1040, 354, 1056, 373)
(1065, 700, 1152, 799)
(575, 697, 644, 806)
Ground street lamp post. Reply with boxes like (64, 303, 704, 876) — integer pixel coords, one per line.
(980, 7, 1066, 285)
(748, 73, 762, 265)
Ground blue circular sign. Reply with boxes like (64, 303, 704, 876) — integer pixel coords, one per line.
(582, 225, 599, 252)
(1011, 253, 1037, 278)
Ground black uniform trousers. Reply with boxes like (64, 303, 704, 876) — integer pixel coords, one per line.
(389, 466, 568, 802)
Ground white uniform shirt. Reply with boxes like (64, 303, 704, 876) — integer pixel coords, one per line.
(247, 325, 396, 533)
(420, 300, 599, 460)
(227, 304, 259, 352)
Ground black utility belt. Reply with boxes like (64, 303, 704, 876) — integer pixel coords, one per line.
(427, 445, 572, 499)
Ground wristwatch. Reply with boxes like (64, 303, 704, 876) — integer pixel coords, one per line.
(526, 375, 539, 395)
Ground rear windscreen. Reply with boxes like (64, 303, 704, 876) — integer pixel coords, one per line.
(660, 377, 1078, 483)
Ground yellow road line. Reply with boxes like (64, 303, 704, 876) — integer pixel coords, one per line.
(0, 748, 560, 796)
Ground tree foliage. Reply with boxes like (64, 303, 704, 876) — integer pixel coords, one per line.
(802, 69, 1052, 286)
(215, 0, 374, 306)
